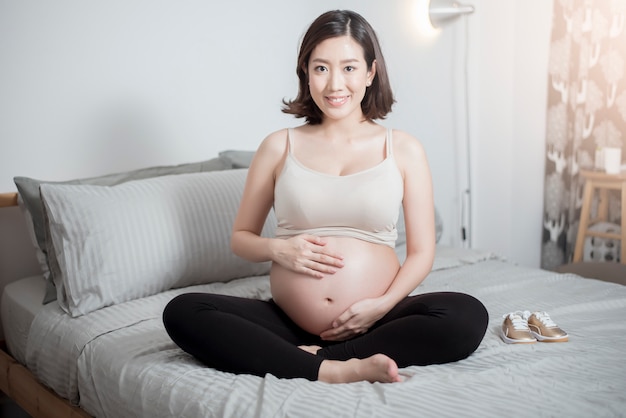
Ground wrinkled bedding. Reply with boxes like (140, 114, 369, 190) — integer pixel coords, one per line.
(24, 247, 626, 417)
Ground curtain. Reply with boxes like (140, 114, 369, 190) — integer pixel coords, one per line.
(542, 0, 626, 269)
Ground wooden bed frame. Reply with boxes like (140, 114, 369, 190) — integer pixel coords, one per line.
(0, 191, 91, 418)
(0, 193, 18, 209)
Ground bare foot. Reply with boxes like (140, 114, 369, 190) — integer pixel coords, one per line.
(318, 354, 401, 384)
(298, 345, 322, 355)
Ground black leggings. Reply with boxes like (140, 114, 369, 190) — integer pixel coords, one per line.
(162, 291, 488, 380)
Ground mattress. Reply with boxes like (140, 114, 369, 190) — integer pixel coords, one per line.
(0, 275, 46, 365)
(20, 247, 626, 417)
(18, 244, 464, 401)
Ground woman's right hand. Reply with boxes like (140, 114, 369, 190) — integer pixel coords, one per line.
(271, 235, 344, 278)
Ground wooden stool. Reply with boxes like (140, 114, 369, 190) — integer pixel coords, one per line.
(573, 170, 626, 264)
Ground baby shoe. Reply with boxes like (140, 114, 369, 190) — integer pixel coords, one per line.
(501, 311, 536, 344)
(523, 311, 569, 342)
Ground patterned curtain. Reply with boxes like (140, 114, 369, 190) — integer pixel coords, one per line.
(542, 0, 626, 269)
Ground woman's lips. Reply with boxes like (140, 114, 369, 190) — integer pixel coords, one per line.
(326, 96, 348, 106)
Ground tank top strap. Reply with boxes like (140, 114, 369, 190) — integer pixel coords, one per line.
(386, 128, 393, 158)
(287, 128, 295, 154)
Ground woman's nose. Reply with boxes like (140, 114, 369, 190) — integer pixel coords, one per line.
(329, 71, 343, 90)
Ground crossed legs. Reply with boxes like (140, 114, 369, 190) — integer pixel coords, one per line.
(162, 292, 488, 383)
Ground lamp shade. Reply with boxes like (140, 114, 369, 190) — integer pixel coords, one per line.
(429, 0, 475, 28)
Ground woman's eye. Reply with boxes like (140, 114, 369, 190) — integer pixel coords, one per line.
(315, 66, 328, 72)
(345, 66, 355, 72)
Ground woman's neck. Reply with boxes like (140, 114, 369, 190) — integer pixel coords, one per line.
(317, 116, 375, 140)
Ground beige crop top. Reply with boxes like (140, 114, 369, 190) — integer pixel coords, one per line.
(273, 128, 404, 248)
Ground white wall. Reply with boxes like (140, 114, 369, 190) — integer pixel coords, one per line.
(468, 0, 553, 266)
(0, 0, 553, 268)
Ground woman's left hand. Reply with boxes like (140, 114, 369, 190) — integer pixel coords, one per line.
(319, 297, 389, 341)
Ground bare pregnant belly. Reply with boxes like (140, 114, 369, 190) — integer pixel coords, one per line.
(270, 237, 400, 335)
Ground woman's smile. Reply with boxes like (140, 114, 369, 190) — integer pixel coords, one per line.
(326, 95, 350, 106)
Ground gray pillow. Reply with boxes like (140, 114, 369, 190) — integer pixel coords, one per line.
(14, 156, 233, 304)
(434, 208, 443, 242)
(219, 150, 256, 169)
(41, 169, 275, 317)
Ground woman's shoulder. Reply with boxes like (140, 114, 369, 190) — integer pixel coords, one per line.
(260, 128, 289, 146)
(388, 129, 429, 177)
(250, 128, 295, 171)
(254, 128, 289, 157)
(390, 129, 426, 156)
(259, 125, 318, 154)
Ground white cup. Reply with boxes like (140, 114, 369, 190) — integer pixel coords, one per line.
(603, 147, 622, 174)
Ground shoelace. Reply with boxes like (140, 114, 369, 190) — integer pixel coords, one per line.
(504, 312, 530, 330)
(525, 311, 558, 328)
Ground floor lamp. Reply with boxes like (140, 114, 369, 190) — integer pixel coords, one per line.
(428, 0, 475, 28)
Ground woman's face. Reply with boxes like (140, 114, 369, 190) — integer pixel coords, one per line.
(307, 35, 376, 123)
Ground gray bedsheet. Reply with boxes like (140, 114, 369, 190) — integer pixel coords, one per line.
(25, 248, 626, 417)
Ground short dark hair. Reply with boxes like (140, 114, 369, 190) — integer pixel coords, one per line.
(282, 10, 395, 125)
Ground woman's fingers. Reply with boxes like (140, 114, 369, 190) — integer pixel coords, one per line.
(316, 253, 344, 268)
(320, 325, 367, 341)
(304, 235, 344, 263)
(303, 259, 338, 277)
(287, 234, 344, 277)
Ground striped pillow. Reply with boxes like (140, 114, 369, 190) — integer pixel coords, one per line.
(15, 156, 233, 304)
(40, 169, 275, 317)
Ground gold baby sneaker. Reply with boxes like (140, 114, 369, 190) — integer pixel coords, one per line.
(523, 311, 569, 343)
(501, 311, 536, 344)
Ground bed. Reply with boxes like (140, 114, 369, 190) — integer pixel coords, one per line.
(1, 156, 625, 418)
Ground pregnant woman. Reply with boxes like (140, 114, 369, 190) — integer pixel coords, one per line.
(163, 9, 488, 384)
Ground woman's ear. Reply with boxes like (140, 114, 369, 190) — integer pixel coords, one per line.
(367, 60, 377, 86)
